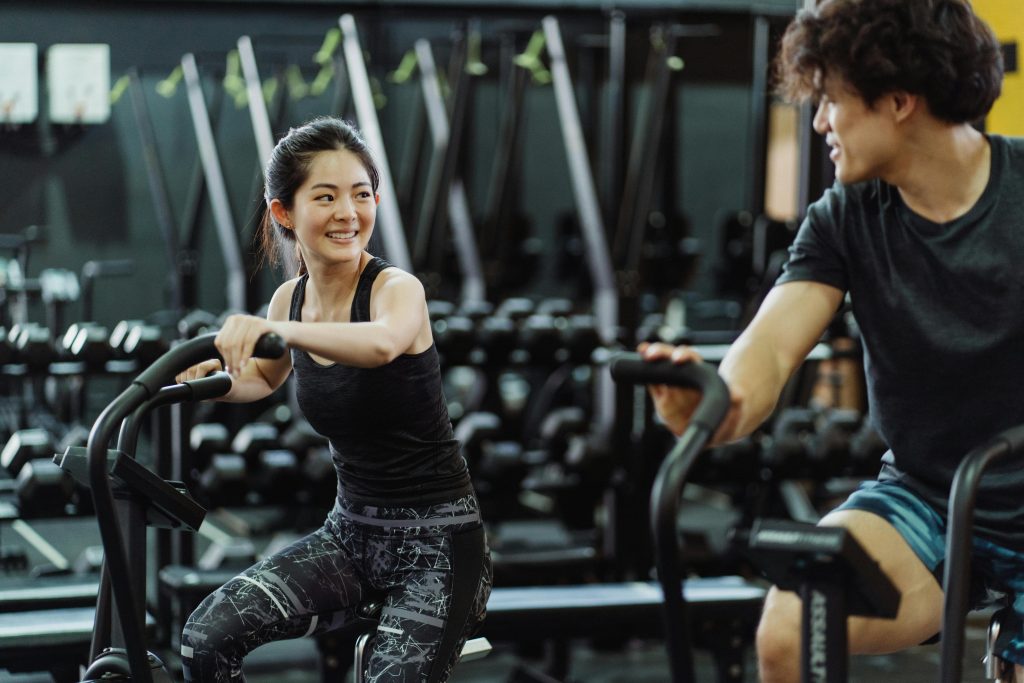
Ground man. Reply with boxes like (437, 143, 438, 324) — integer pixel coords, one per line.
(642, 1, 1023, 680)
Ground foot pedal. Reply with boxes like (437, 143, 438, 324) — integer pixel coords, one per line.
(984, 613, 1013, 681)
(459, 637, 492, 663)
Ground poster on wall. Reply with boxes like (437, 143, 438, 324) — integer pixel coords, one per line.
(47, 43, 111, 125)
(0, 43, 39, 124)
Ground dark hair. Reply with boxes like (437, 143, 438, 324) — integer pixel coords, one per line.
(258, 117, 381, 276)
(775, 0, 1002, 124)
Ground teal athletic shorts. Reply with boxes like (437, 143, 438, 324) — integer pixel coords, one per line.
(834, 478, 1024, 665)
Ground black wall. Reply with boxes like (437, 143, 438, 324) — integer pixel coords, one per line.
(1, 0, 798, 329)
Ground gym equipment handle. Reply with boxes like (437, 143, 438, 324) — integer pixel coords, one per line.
(609, 352, 731, 433)
(134, 332, 286, 395)
(89, 331, 286, 683)
(610, 351, 731, 683)
(939, 423, 1024, 683)
(183, 372, 234, 402)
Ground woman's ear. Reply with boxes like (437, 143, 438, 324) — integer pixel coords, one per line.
(374, 193, 381, 206)
(269, 198, 293, 229)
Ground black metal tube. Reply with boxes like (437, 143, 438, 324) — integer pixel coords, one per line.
(939, 426, 1024, 683)
(651, 425, 709, 682)
(116, 374, 232, 455)
(89, 559, 113, 661)
(88, 382, 153, 683)
(610, 353, 730, 683)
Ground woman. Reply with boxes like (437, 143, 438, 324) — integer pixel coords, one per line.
(176, 116, 491, 683)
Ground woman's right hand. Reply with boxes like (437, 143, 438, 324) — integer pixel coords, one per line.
(175, 359, 225, 384)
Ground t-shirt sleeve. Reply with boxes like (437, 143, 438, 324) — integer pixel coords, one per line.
(776, 183, 849, 293)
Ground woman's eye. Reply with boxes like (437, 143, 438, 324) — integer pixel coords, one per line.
(317, 194, 334, 202)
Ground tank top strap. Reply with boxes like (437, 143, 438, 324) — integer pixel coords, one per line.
(289, 273, 310, 322)
(351, 256, 393, 323)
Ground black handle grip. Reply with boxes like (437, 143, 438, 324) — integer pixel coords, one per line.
(609, 352, 731, 434)
(134, 332, 286, 396)
(253, 333, 287, 360)
(183, 372, 233, 401)
(610, 353, 720, 390)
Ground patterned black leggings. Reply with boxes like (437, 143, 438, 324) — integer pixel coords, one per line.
(180, 493, 492, 683)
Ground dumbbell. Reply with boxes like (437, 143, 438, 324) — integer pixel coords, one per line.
(0, 327, 15, 366)
(190, 423, 248, 507)
(8, 323, 55, 369)
(281, 419, 336, 507)
(453, 412, 503, 468)
(476, 316, 517, 365)
(443, 366, 486, 422)
(1, 428, 55, 477)
(231, 422, 308, 505)
(178, 309, 219, 339)
(494, 297, 535, 322)
(535, 406, 588, 462)
(849, 419, 887, 476)
(703, 436, 760, 483)
(432, 315, 475, 366)
(809, 409, 862, 478)
(124, 324, 168, 364)
(427, 299, 457, 322)
(300, 445, 337, 509)
(15, 459, 76, 517)
(109, 319, 143, 359)
(763, 407, 817, 478)
(562, 314, 601, 364)
(519, 314, 562, 364)
(62, 322, 113, 368)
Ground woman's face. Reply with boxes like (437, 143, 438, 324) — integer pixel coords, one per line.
(278, 148, 379, 268)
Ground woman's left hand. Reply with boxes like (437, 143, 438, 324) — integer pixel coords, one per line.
(215, 314, 282, 378)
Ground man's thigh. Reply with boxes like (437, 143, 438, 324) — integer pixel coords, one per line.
(760, 508, 944, 655)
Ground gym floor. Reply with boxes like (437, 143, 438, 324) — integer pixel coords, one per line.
(4, 616, 992, 682)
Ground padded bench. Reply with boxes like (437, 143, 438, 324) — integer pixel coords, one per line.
(0, 606, 156, 682)
(0, 574, 99, 612)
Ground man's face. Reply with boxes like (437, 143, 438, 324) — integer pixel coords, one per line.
(813, 75, 898, 184)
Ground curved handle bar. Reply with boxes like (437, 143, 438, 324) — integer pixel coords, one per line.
(134, 332, 286, 394)
(88, 332, 285, 683)
(939, 423, 1024, 683)
(609, 351, 732, 683)
(609, 352, 731, 432)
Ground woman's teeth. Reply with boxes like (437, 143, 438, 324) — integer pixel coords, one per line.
(327, 231, 356, 239)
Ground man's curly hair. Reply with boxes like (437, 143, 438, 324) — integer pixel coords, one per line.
(775, 0, 1003, 124)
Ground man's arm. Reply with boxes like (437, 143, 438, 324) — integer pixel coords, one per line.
(715, 280, 845, 443)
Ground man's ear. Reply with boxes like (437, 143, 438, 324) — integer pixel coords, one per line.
(890, 91, 919, 124)
(269, 199, 292, 229)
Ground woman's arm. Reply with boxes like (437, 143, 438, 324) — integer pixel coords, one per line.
(279, 269, 426, 367)
(217, 269, 428, 375)
(176, 281, 295, 402)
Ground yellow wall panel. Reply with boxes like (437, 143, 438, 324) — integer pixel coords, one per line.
(974, 0, 1024, 135)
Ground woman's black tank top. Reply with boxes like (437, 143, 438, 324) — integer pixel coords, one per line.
(288, 257, 472, 505)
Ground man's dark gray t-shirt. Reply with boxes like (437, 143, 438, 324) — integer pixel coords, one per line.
(777, 133, 1024, 551)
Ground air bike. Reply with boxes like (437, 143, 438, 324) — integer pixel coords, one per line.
(55, 331, 492, 683)
(51, 332, 287, 682)
(609, 352, 1019, 683)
